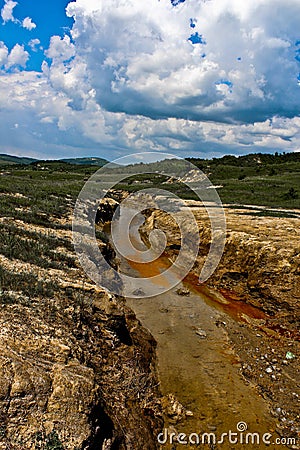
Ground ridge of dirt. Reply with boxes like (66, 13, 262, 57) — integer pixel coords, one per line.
(0, 213, 163, 449)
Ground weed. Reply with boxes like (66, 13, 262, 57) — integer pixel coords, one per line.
(34, 430, 64, 450)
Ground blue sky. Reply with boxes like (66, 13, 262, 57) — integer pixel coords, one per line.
(0, 0, 300, 160)
(0, 0, 73, 71)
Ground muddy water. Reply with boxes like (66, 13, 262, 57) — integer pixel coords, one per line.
(105, 209, 284, 449)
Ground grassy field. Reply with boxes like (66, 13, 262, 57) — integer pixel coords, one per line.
(0, 153, 299, 219)
(0, 162, 95, 226)
(113, 153, 300, 209)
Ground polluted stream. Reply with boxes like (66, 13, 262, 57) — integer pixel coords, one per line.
(103, 207, 287, 450)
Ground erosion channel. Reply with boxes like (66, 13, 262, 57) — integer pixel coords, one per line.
(99, 200, 299, 450)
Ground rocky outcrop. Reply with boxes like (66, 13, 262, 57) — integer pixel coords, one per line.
(95, 199, 119, 224)
(0, 288, 162, 450)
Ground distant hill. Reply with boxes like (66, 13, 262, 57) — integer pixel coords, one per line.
(0, 154, 37, 165)
(0, 154, 109, 167)
(187, 151, 300, 168)
(1, 151, 299, 171)
(60, 157, 108, 166)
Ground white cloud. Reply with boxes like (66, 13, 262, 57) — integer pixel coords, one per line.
(1, 2, 37, 31)
(0, 67, 300, 160)
(29, 38, 41, 52)
(0, 41, 9, 67)
(0, 42, 29, 71)
(44, 35, 89, 109)
(22, 16, 36, 30)
(0, 0, 300, 159)
(64, 0, 300, 124)
(45, 35, 75, 62)
(5, 44, 29, 69)
(1, 0, 17, 23)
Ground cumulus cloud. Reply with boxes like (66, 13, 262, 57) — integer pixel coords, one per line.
(1, 0, 17, 23)
(1, 1, 36, 30)
(0, 42, 29, 70)
(0, 70, 123, 158)
(0, 67, 300, 160)
(22, 16, 36, 30)
(44, 35, 88, 109)
(45, 35, 75, 62)
(5, 44, 29, 69)
(63, 0, 300, 124)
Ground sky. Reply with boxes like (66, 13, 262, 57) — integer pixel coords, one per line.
(0, 0, 300, 161)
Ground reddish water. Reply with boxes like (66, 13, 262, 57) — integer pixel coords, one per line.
(126, 251, 267, 324)
(183, 272, 267, 322)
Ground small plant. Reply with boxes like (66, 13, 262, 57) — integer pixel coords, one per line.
(268, 167, 277, 176)
(283, 187, 298, 200)
(34, 430, 64, 450)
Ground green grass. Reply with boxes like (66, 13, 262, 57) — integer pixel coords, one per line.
(0, 266, 60, 302)
(0, 164, 93, 227)
(0, 164, 111, 306)
(113, 156, 300, 209)
(0, 223, 76, 269)
(1, 153, 299, 212)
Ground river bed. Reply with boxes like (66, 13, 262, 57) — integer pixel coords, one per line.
(103, 207, 289, 449)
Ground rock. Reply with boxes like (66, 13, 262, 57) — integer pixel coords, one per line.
(139, 206, 300, 343)
(266, 367, 273, 374)
(215, 319, 227, 327)
(285, 351, 296, 360)
(132, 288, 145, 297)
(161, 394, 186, 422)
(102, 438, 112, 450)
(0, 283, 162, 449)
(176, 287, 190, 296)
(195, 329, 207, 338)
(95, 198, 119, 224)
